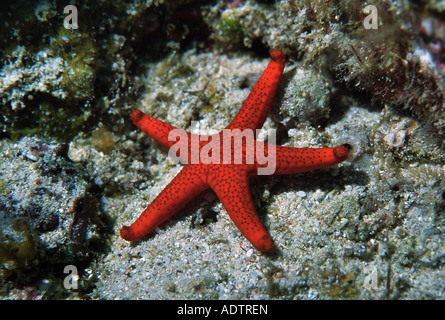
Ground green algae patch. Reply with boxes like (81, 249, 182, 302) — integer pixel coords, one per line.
(51, 27, 97, 101)
(219, 18, 241, 38)
(328, 272, 361, 299)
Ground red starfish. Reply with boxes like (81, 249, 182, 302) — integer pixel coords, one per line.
(120, 50, 350, 252)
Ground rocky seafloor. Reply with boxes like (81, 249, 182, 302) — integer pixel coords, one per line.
(1, 0, 444, 299)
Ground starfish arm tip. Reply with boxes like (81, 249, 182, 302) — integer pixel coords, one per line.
(334, 143, 351, 162)
(130, 108, 144, 124)
(270, 49, 285, 62)
(120, 225, 138, 241)
(257, 235, 274, 252)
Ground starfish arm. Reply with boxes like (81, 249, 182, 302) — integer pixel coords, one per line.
(225, 50, 286, 132)
(208, 166, 274, 252)
(131, 109, 192, 151)
(271, 144, 350, 175)
(120, 165, 209, 241)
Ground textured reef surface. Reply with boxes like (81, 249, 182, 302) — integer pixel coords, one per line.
(1, 0, 444, 299)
